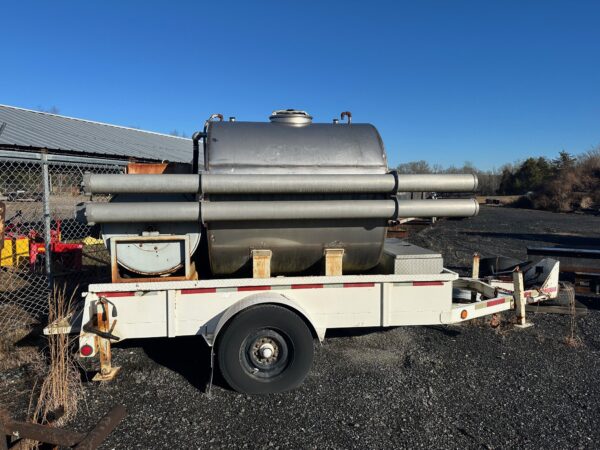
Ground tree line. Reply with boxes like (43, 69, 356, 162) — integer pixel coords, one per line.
(397, 147, 600, 211)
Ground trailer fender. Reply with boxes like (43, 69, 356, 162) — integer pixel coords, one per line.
(207, 292, 326, 346)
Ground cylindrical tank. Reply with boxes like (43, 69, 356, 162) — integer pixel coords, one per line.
(79, 109, 480, 277)
(204, 110, 389, 275)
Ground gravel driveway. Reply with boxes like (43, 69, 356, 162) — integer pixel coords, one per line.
(3, 207, 600, 449)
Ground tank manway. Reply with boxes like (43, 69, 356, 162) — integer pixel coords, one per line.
(78, 198, 479, 225)
(82, 173, 478, 194)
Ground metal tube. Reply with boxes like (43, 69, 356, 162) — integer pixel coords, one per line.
(81, 202, 201, 224)
(396, 198, 479, 218)
(83, 173, 200, 194)
(84, 173, 478, 194)
(396, 173, 478, 192)
(80, 198, 478, 224)
(201, 174, 396, 194)
(201, 200, 398, 221)
(41, 151, 53, 288)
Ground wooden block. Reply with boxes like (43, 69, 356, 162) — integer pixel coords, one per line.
(252, 249, 272, 278)
(324, 248, 344, 276)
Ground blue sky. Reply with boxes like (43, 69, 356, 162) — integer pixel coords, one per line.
(2, 1, 599, 169)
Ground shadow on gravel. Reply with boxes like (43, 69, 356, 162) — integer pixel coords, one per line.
(424, 325, 461, 337)
(118, 336, 228, 391)
(325, 326, 399, 338)
(464, 231, 600, 247)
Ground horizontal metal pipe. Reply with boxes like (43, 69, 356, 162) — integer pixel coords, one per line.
(396, 174, 478, 192)
(201, 174, 397, 194)
(79, 198, 479, 224)
(84, 173, 478, 194)
(201, 200, 397, 221)
(83, 173, 200, 194)
(81, 202, 201, 224)
(396, 198, 479, 218)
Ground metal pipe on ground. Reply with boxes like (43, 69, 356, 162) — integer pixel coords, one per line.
(80, 198, 479, 224)
(83, 173, 478, 194)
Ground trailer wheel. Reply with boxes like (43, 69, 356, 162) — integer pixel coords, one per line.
(217, 305, 314, 394)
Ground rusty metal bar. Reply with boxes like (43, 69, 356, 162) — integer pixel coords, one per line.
(74, 405, 126, 450)
(1, 420, 85, 447)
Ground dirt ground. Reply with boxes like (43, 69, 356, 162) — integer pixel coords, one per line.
(1, 206, 600, 449)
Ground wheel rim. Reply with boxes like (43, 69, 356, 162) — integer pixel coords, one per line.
(240, 328, 291, 379)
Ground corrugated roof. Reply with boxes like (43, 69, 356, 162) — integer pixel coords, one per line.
(0, 104, 192, 162)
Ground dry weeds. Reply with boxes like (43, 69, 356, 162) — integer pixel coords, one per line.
(28, 285, 82, 428)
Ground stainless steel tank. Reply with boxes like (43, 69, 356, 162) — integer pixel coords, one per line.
(204, 110, 389, 275)
(79, 109, 480, 277)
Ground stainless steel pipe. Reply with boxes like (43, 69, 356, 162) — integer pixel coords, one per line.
(80, 198, 479, 224)
(83, 173, 478, 194)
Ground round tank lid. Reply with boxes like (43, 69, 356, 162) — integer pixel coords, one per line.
(269, 109, 313, 125)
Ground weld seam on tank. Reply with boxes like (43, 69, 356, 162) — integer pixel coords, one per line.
(82, 198, 479, 224)
(83, 173, 478, 194)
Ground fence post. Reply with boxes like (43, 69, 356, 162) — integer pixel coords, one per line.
(41, 150, 53, 289)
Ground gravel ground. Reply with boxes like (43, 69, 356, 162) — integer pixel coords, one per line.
(3, 206, 600, 449)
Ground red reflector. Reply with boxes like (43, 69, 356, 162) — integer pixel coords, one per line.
(486, 298, 505, 307)
(292, 284, 324, 289)
(80, 344, 93, 357)
(96, 291, 135, 298)
(413, 281, 444, 287)
(182, 288, 217, 295)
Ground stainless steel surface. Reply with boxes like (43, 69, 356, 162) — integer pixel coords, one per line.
(0, 104, 192, 163)
(379, 239, 444, 275)
(269, 109, 313, 125)
(202, 200, 397, 221)
(205, 120, 388, 174)
(82, 198, 478, 224)
(396, 198, 479, 218)
(207, 219, 387, 275)
(83, 173, 200, 194)
(396, 173, 478, 192)
(84, 172, 479, 194)
(83, 201, 200, 224)
(78, 110, 480, 277)
(202, 174, 395, 194)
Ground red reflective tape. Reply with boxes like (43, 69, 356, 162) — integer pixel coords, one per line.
(182, 288, 217, 295)
(238, 286, 272, 292)
(96, 291, 135, 298)
(486, 298, 506, 307)
(542, 287, 557, 293)
(412, 281, 444, 287)
(343, 283, 375, 288)
(292, 284, 324, 289)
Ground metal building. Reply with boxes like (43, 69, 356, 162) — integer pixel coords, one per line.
(0, 104, 192, 332)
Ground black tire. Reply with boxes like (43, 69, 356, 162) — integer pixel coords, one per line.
(217, 304, 314, 394)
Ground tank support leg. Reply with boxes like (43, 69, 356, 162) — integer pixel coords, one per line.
(513, 270, 533, 329)
(252, 250, 272, 278)
(93, 301, 121, 381)
(324, 248, 344, 276)
(471, 253, 480, 301)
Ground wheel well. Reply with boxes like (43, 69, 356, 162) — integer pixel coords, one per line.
(214, 302, 319, 349)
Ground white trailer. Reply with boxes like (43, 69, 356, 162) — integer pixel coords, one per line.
(47, 240, 559, 394)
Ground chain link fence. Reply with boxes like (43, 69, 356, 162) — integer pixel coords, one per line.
(0, 150, 125, 333)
